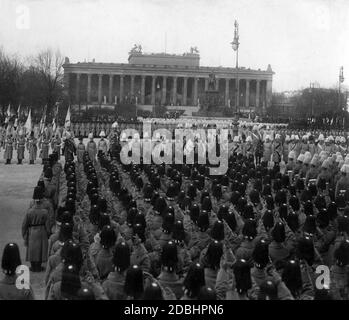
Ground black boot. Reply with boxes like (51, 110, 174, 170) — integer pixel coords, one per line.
(5, 159, 10, 165)
(30, 160, 34, 165)
(18, 159, 22, 164)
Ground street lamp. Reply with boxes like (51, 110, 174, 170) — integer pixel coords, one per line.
(309, 82, 315, 117)
(339, 66, 344, 110)
(230, 20, 240, 114)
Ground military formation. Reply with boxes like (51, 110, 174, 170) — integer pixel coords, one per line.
(0, 118, 349, 300)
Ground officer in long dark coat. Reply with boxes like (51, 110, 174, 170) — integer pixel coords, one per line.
(22, 187, 51, 272)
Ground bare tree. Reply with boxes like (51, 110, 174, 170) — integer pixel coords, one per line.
(0, 47, 24, 113)
(32, 48, 64, 116)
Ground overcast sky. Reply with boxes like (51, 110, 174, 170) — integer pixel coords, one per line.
(0, 0, 348, 92)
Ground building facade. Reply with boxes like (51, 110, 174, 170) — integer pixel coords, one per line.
(63, 47, 274, 114)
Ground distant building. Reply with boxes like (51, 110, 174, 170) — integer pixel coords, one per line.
(63, 46, 274, 114)
(270, 92, 298, 118)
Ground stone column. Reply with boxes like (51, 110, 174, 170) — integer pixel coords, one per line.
(161, 76, 167, 105)
(204, 78, 208, 91)
(151, 76, 156, 105)
(75, 73, 80, 103)
(98, 74, 102, 104)
(87, 74, 92, 104)
(172, 77, 177, 105)
(64, 73, 71, 103)
(109, 75, 113, 104)
(245, 79, 250, 108)
(215, 78, 219, 91)
(256, 80, 260, 110)
(141, 76, 145, 104)
(193, 77, 198, 106)
(225, 78, 230, 107)
(130, 75, 135, 96)
(266, 80, 272, 111)
(120, 75, 124, 103)
(183, 77, 188, 105)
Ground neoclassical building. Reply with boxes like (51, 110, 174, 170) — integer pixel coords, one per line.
(63, 47, 274, 114)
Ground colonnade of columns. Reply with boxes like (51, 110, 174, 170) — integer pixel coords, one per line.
(70, 72, 272, 110)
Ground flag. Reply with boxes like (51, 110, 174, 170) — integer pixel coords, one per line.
(14, 104, 21, 128)
(5, 104, 11, 124)
(24, 108, 32, 135)
(65, 105, 71, 128)
(52, 103, 59, 133)
(40, 105, 47, 134)
(52, 118, 56, 134)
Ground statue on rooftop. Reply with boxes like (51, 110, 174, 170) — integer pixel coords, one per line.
(130, 44, 142, 54)
(190, 46, 199, 54)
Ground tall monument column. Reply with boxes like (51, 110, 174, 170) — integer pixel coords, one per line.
(120, 75, 124, 103)
(141, 76, 145, 105)
(193, 77, 199, 106)
(183, 77, 188, 105)
(172, 77, 177, 105)
(151, 76, 156, 105)
(108, 75, 113, 104)
(98, 74, 102, 104)
(75, 73, 80, 104)
(161, 76, 167, 105)
(256, 80, 260, 110)
(87, 74, 91, 104)
(266, 80, 272, 111)
(130, 75, 135, 96)
(225, 78, 230, 107)
(245, 79, 250, 108)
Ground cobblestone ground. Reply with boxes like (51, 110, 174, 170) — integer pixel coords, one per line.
(0, 151, 45, 299)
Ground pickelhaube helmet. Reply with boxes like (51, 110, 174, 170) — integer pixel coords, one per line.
(210, 220, 224, 241)
(303, 215, 317, 236)
(201, 196, 212, 212)
(242, 219, 257, 241)
(172, 220, 185, 244)
(142, 282, 164, 300)
(100, 225, 117, 249)
(334, 240, 349, 267)
(230, 190, 241, 206)
(304, 200, 313, 216)
(262, 210, 274, 231)
(206, 240, 223, 270)
(183, 263, 206, 299)
(243, 204, 255, 220)
(166, 183, 177, 200)
(154, 196, 167, 215)
(143, 184, 153, 202)
(189, 203, 200, 224)
(271, 222, 286, 243)
(161, 241, 178, 272)
(249, 189, 260, 205)
(327, 202, 338, 220)
(197, 211, 210, 232)
(252, 239, 269, 269)
(317, 208, 330, 229)
(127, 207, 138, 227)
(162, 212, 175, 234)
(113, 242, 130, 273)
(187, 184, 197, 200)
(289, 195, 300, 212)
(296, 236, 315, 265)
